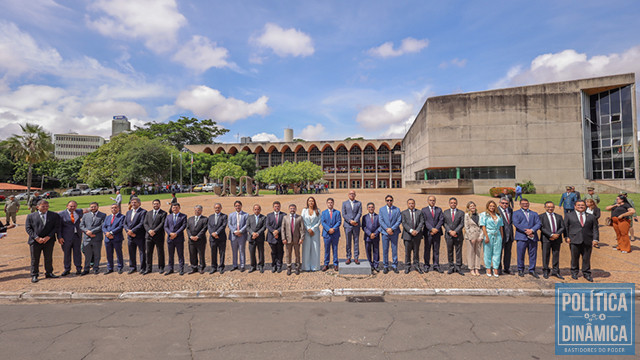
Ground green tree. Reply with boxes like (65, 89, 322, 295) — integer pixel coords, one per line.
(3, 123, 54, 195)
(209, 162, 246, 182)
(54, 156, 85, 188)
(116, 138, 172, 185)
(79, 133, 134, 187)
(254, 161, 323, 187)
(228, 151, 257, 177)
(132, 116, 229, 150)
(13, 157, 59, 188)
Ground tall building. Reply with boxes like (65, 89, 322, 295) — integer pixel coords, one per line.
(53, 133, 105, 160)
(112, 115, 131, 137)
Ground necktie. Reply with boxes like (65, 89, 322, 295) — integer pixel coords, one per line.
(174, 214, 177, 224)
(237, 213, 240, 231)
(275, 213, 278, 224)
(196, 216, 200, 224)
(411, 210, 415, 228)
(329, 210, 332, 220)
(523, 210, 529, 222)
(291, 215, 295, 233)
(153, 210, 157, 219)
(580, 213, 584, 227)
(215, 213, 219, 224)
(131, 209, 136, 221)
(350, 201, 354, 210)
(505, 210, 509, 224)
(40, 213, 45, 225)
(550, 213, 556, 233)
(70, 211, 75, 223)
(451, 209, 455, 222)
(430, 207, 434, 218)
(370, 213, 373, 224)
(110, 215, 115, 225)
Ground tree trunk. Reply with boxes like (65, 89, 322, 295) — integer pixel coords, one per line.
(27, 163, 32, 198)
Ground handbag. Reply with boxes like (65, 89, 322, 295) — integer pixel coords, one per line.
(604, 217, 612, 226)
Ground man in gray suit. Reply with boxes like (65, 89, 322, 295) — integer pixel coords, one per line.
(443, 197, 465, 275)
(186, 205, 208, 274)
(247, 204, 267, 273)
(79, 202, 106, 275)
(342, 190, 362, 264)
(401, 198, 424, 274)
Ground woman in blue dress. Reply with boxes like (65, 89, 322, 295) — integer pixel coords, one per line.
(301, 197, 321, 271)
(479, 200, 504, 277)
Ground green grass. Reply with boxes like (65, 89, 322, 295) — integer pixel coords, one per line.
(12, 193, 201, 216)
(479, 193, 640, 207)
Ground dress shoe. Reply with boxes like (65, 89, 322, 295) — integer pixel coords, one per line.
(584, 275, 594, 282)
(76, 269, 82, 275)
(272, 266, 277, 273)
(571, 273, 579, 280)
(219, 267, 225, 274)
(259, 267, 264, 274)
(346, 258, 351, 265)
(457, 269, 465, 276)
(179, 269, 184, 275)
(248, 267, 256, 273)
(231, 266, 238, 272)
(529, 271, 540, 279)
(138, 269, 144, 274)
(105, 270, 113, 275)
(287, 266, 292, 276)
(354, 259, 360, 265)
(164, 269, 174, 276)
(447, 268, 455, 274)
(93, 269, 100, 275)
(503, 269, 511, 275)
(240, 267, 245, 272)
(31, 276, 38, 283)
(295, 266, 300, 275)
(188, 268, 197, 274)
(209, 268, 217, 274)
(141, 270, 149, 275)
(518, 271, 525, 277)
(372, 267, 380, 273)
(117, 269, 123, 274)
(61, 270, 70, 276)
(543, 271, 549, 279)
(276, 267, 282, 273)
(383, 267, 389, 274)
(423, 266, 429, 273)
(435, 267, 444, 274)
(393, 267, 399, 274)
(127, 268, 136, 274)
(80, 270, 90, 276)
(553, 273, 565, 280)
(334, 265, 339, 271)
(158, 268, 165, 274)
(322, 265, 329, 272)
(404, 268, 410, 274)
(199, 269, 205, 274)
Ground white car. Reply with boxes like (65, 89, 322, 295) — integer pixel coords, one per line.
(202, 183, 215, 192)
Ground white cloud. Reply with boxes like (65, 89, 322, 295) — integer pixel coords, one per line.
(0, 21, 62, 77)
(368, 37, 429, 58)
(175, 85, 270, 123)
(356, 100, 414, 130)
(439, 58, 467, 69)
(83, 99, 148, 118)
(252, 23, 314, 58)
(251, 132, 279, 142)
(299, 124, 327, 141)
(86, 0, 187, 53)
(172, 35, 233, 72)
(492, 46, 640, 88)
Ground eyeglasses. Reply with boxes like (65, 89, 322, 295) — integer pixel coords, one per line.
(385, 199, 393, 202)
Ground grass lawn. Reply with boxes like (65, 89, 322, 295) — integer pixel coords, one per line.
(480, 193, 640, 207)
(12, 193, 201, 216)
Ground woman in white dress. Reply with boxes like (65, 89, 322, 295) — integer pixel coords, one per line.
(301, 196, 321, 271)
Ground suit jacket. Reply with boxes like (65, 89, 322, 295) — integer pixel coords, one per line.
(79, 211, 106, 245)
(281, 213, 305, 244)
(341, 200, 362, 229)
(321, 209, 342, 238)
(207, 212, 228, 242)
(25, 211, 60, 245)
(421, 206, 444, 236)
(539, 211, 565, 243)
(564, 211, 599, 245)
(228, 211, 248, 241)
(124, 207, 147, 241)
(144, 208, 167, 242)
(57, 209, 83, 242)
(361, 213, 380, 242)
(378, 206, 402, 237)
(266, 211, 285, 244)
(246, 213, 266, 243)
(512, 209, 541, 242)
(164, 212, 187, 242)
(401, 209, 424, 240)
(559, 192, 577, 210)
(463, 213, 484, 241)
(186, 215, 208, 243)
(443, 208, 465, 240)
(102, 213, 125, 243)
(498, 206, 514, 243)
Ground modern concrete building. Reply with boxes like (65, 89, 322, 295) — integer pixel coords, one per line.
(403, 73, 638, 194)
(53, 133, 106, 160)
(111, 115, 131, 137)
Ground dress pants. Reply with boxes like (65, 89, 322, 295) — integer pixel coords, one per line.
(323, 234, 339, 267)
(128, 237, 146, 270)
(381, 234, 398, 269)
(167, 240, 185, 270)
(269, 241, 284, 269)
(285, 241, 301, 266)
(570, 243, 592, 276)
(365, 238, 380, 269)
(500, 238, 513, 272)
(83, 240, 102, 271)
(61, 234, 82, 271)
(209, 238, 226, 270)
(612, 217, 631, 252)
(230, 236, 246, 269)
(105, 241, 124, 271)
(466, 239, 483, 270)
(345, 226, 360, 260)
(483, 232, 502, 270)
(445, 235, 463, 270)
(403, 237, 421, 269)
(541, 240, 561, 273)
(5, 211, 17, 225)
(423, 232, 441, 269)
(30, 239, 55, 276)
(516, 240, 537, 272)
(188, 239, 206, 270)
(249, 240, 265, 268)
(145, 237, 165, 272)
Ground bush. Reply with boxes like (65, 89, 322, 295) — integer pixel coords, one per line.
(489, 187, 515, 198)
(120, 187, 134, 198)
(520, 180, 536, 194)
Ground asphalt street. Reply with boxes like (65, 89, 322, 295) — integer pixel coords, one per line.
(0, 298, 637, 359)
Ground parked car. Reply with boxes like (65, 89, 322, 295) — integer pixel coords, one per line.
(81, 188, 92, 195)
(193, 184, 205, 192)
(43, 191, 59, 199)
(267, 184, 277, 190)
(202, 183, 214, 192)
(15, 193, 28, 201)
(0, 195, 5, 201)
(89, 187, 111, 195)
(63, 189, 82, 196)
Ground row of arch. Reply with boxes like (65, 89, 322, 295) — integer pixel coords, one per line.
(201, 141, 402, 155)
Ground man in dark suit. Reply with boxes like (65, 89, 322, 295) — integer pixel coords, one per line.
(57, 200, 84, 276)
(501, 188, 514, 209)
(401, 198, 424, 274)
(143, 199, 167, 274)
(124, 198, 147, 274)
(79, 202, 106, 275)
(539, 201, 565, 279)
(512, 198, 542, 278)
(342, 190, 362, 265)
(421, 195, 444, 273)
(164, 202, 187, 275)
(247, 204, 267, 273)
(186, 205, 208, 274)
(265, 201, 285, 273)
(565, 200, 599, 282)
(207, 203, 227, 274)
(103, 203, 125, 274)
(443, 197, 464, 275)
(497, 197, 514, 274)
(362, 202, 380, 272)
(25, 200, 60, 283)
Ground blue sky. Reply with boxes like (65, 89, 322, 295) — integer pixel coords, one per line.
(0, 0, 639, 143)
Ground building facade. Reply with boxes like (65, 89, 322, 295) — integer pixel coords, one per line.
(186, 139, 403, 189)
(53, 133, 106, 160)
(403, 73, 639, 194)
(112, 115, 131, 137)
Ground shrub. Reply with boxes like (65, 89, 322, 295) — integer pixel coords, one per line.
(489, 187, 515, 198)
(520, 180, 536, 194)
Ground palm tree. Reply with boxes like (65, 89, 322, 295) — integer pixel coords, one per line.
(3, 123, 54, 197)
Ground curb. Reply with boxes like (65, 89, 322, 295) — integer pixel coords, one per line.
(1, 289, 638, 301)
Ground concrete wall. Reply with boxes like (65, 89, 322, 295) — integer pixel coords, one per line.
(403, 74, 638, 194)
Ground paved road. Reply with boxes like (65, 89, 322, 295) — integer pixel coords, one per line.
(0, 298, 637, 359)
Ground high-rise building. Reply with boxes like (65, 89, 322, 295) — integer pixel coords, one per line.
(53, 133, 105, 160)
(112, 115, 131, 137)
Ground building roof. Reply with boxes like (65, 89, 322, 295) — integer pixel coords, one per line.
(0, 183, 42, 191)
(185, 139, 403, 154)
